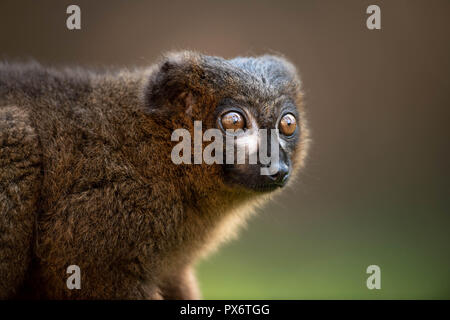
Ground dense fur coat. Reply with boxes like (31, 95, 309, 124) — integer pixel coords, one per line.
(0, 51, 309, 299)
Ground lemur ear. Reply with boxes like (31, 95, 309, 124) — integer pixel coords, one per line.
(145, 51, 205, 117)
(259, 55, 300, 85)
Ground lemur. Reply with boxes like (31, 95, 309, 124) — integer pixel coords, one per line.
(0, 51, 309, 299)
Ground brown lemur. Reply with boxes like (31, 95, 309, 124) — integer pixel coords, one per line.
(0, 51, 309, 299)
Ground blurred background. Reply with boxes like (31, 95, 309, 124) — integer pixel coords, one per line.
(1, 0, 449, 299)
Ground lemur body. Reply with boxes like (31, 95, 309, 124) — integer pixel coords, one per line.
(0, 52, 309, 299)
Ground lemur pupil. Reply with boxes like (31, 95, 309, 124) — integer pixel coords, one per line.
(222, 111, 244, 130)
(280, 113, 297, 136)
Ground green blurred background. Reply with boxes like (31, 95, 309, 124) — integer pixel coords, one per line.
(1, 0, 449, 299)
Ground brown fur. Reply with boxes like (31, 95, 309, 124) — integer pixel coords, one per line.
(0, 51, 309, 299)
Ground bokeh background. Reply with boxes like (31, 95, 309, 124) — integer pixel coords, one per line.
(1, 0, 449, 299)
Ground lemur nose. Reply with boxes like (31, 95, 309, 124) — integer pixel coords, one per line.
(269, 162, 290, 185)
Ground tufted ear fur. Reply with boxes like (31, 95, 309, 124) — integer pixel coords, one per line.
(145, 51, 207, 118)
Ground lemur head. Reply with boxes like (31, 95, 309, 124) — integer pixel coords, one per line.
(145, 51, 309, 195)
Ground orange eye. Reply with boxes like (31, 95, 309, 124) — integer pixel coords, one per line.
(279, 113, 297, 136)
(221, 111, 245, 130)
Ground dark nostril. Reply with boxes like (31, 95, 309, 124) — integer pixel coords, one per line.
(269, 164, 290, 184)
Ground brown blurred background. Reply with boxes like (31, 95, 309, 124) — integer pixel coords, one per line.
(1, 0, 449, 298)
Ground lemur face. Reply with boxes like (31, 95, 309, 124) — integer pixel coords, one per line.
(146, 52, 309, 194)
(215, 97, 301, 192)
(214, 56, 305, 193)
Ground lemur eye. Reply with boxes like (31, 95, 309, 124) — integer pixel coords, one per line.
(221, 111, 245, 130)
(279, 113, 297, 136)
